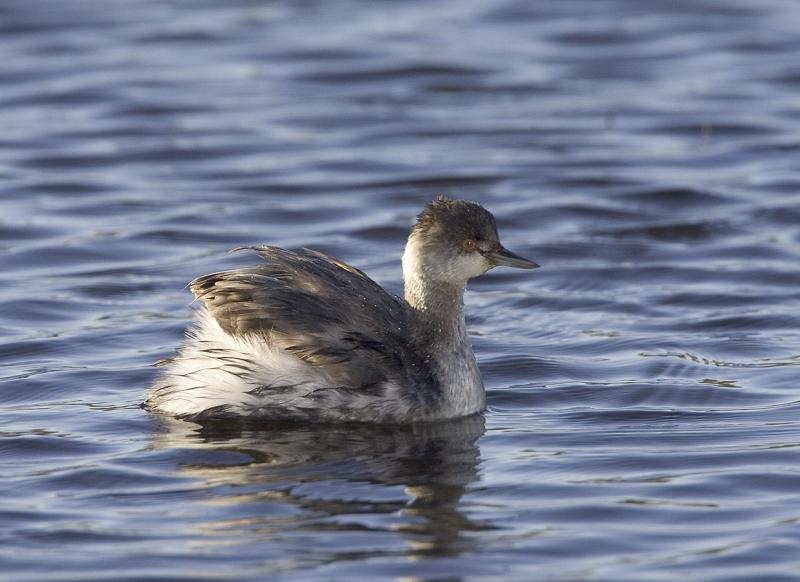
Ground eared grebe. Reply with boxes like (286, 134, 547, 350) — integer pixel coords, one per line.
(145, 197, 538, 422)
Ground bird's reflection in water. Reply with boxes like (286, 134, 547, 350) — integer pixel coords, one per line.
(150, 415, 488, 563)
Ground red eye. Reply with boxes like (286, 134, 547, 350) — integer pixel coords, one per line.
(462, 239, 476, 252)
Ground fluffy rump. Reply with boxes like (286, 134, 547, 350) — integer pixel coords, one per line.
(145, 247, 443, 421)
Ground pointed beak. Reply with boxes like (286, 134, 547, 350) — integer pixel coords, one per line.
(485, 246, 540, 269)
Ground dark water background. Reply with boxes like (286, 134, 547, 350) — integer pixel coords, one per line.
(2, 1, 800, 580)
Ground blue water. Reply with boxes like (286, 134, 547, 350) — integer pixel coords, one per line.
(2, 1, 800, 580)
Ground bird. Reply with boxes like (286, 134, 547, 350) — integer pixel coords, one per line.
(144, 197, 539, 423)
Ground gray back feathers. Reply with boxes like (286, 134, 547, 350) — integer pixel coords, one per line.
(190, 246, 438, 403)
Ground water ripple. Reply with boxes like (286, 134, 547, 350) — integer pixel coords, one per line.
(2, 0, 800, 579)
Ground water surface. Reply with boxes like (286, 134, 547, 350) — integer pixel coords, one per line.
(2, 1, 800, 580)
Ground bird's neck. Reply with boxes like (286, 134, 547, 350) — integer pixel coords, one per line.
(402, 239, 467, 344)
(404, 273, 466, 342)
(402, 241, 485, 417)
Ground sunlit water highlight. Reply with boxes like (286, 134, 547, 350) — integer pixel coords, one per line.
(1, 1, 800, 580)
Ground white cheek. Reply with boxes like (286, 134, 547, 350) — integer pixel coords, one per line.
(446, 253, 489, 281)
